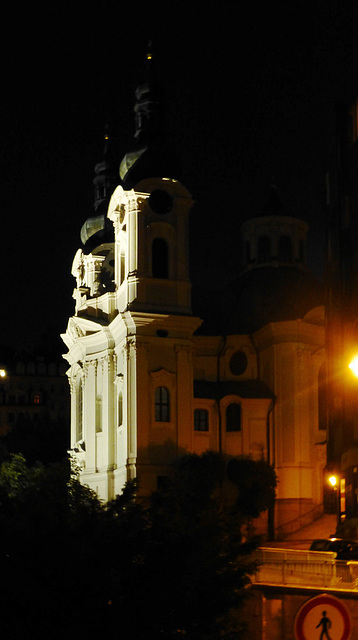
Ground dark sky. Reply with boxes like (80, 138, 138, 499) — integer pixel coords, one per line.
(2, 0, 358, 351)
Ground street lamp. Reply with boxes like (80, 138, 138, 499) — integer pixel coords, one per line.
(328, 474, 338, 488)
(349, 355, 358, 377)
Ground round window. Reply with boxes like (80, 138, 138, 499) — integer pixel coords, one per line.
(148, 189, 173, 214)
(229, 350, 248, 376)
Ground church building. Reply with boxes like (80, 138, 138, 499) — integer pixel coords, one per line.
(62, 60, 327, 537)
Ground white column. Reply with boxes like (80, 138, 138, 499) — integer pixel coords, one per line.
(84, 361, 96, 473)
(126, 338, 137, 481)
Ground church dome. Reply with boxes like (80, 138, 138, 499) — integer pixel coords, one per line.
(193, 185, 325, 335)
(220, 265, 325, 334)
(80, 125, 117, 254)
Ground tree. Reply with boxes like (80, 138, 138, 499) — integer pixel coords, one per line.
(0, 451, 276, 639)
(227, 455, 277, 537)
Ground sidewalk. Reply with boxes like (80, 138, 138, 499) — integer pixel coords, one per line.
(264, 514, 338, 550)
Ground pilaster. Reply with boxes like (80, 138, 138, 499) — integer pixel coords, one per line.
(83, 361, 96, 473)
(175, 344, 193, 452)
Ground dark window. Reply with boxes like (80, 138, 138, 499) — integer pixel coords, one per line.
(258, 235, 271, 263)
(118, 391, 123, 427)
(299, 239, 305, 263)
(245, 241, 251, 264)
(279, 235, 292, 262)
(155, 386, 170, 422)
(149, 190, 173, 214)
(226, 403, 242, 432)
(229, 350, 248, 375)
(152, 238, 169, 278)
(194, 408, 209, 431)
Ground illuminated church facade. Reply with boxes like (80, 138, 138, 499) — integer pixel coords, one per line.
(62, 66, 327, 536)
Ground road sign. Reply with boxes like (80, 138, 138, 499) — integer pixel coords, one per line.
(294, 593, 351, 640)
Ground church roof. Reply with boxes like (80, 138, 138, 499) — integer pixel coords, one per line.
(193, 265, 325, 336)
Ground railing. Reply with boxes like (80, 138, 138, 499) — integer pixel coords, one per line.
(253, 547, 358, 591)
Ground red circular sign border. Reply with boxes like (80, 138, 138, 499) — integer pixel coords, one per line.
(295, 594, 351, 640)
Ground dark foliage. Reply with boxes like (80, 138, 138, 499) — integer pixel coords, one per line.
(0, 452, 276, 639)
(227, 456, 277, 519)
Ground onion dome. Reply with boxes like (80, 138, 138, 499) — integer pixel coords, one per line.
(80, 125, 118, 254)
(119, 43, 180, 189)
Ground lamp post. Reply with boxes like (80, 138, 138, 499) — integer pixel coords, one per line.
(0, 368, 6, 403)
(327, 472, 341, 530)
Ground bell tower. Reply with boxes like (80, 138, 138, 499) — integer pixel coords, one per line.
(63, 49, 201, 500)
(108, 177, 193, 316)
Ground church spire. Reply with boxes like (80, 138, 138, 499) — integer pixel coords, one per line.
(119, 44, 180, 188)
(80, 124, 117, 252)
(93, 123, 118, 214)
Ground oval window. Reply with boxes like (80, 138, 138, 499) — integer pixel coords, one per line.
(229, 351, 248, 376)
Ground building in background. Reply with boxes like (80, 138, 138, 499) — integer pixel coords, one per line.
(62, 54, 333, 538)
(0, 341, 70, 464)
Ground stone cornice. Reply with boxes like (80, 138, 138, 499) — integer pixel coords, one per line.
(252, 319, 324, 352)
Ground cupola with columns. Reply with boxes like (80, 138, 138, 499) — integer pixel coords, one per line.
(240, 184, 309, 272)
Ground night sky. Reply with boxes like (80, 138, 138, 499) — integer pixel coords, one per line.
(2, 0, 358, 352)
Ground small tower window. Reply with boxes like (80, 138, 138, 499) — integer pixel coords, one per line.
(226, 403, 242, 432)
(118, 391, 123, 427)
(96, 395, 102, 433)
(299, 239, 305, 263)
(279, 235, 292, 262)
(194, 408, 209, 431)
(152, 238, 169, 279)
(155, 386, 170, 422)
(258, 235, 271, 263)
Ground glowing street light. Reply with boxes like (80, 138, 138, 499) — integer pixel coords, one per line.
(349, 356, 358, 377)
(328, 475, 337, 488)
(0, 369, 6, 378)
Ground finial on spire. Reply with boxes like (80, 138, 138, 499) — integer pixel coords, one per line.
(146, 40, 153, 82)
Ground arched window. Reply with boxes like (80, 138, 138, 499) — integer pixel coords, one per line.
(226, 403, 242, 432)
(279, 235, 292, 262)
(96, 395, 102, 433)
(118, 391, 123, 427)
(194, 408, 209, 431)
(155, 386, 170, 422)
(245, 241, 251, 264)
(152, 238, 169, 279)
(258, 235, 271, 263)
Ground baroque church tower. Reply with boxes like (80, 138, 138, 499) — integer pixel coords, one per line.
(63, 52, 201, 499)
(63, 53, 328, 537)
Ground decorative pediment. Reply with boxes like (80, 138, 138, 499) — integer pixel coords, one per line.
(67, 316, 103, 341)
(150, 368, 175, 386)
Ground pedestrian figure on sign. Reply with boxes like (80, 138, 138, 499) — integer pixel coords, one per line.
(316, 611, 332, 640)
